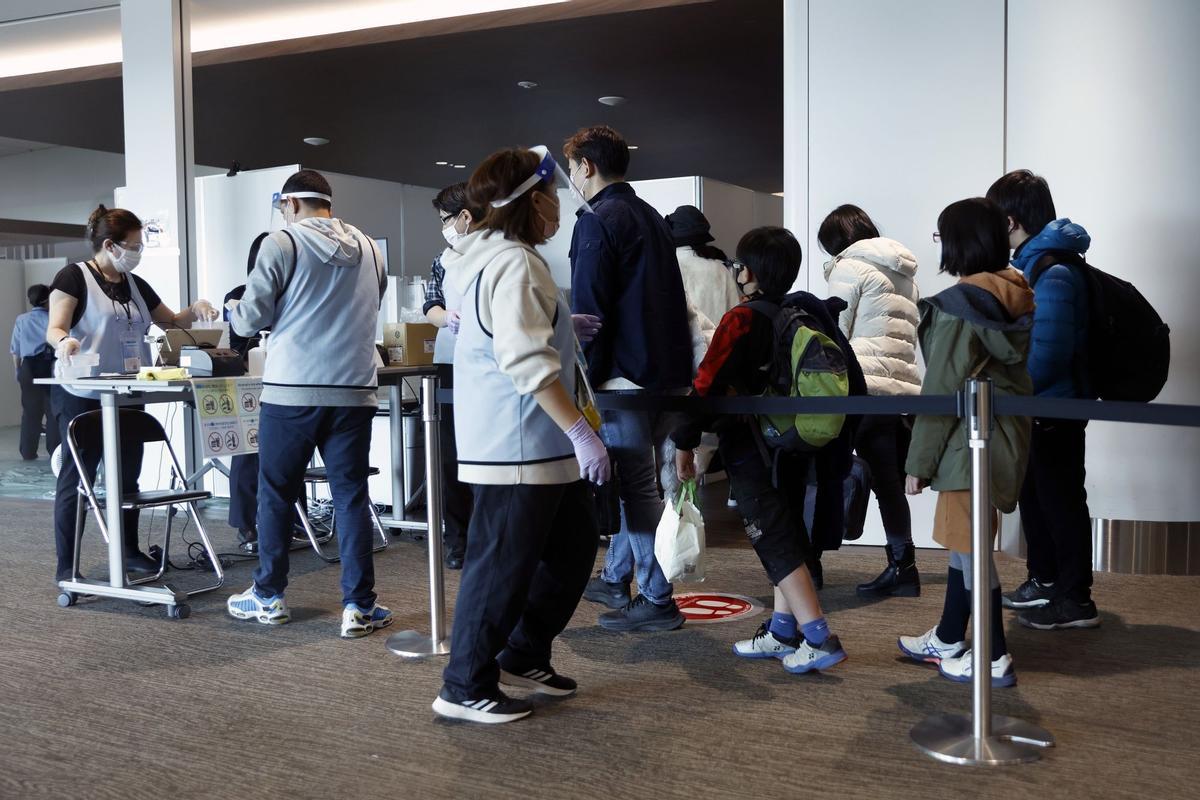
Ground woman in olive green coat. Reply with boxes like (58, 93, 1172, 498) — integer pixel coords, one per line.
(897, 198, 1034, 688)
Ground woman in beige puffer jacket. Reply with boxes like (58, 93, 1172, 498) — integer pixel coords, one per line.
(819, 204, 921, 600)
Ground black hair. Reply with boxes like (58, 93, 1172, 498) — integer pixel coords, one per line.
(735, 226, 802, 298)
(432, 181, 484, 220)
(563, 125, 630, 180)
(281, 169, 333, 211)
(691, 243, 728, 262)
(817, 204, 881, 256)
(86, 204, 142, 253)
(27, 284, 50, 309)
(246, 231, 270, 277)
(985, 169, 1056, 237)
(936, 197, 1011, 277)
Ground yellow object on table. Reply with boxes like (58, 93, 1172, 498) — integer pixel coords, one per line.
(137, 366, 190, 381)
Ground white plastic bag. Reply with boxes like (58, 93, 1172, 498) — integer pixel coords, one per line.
(655, 480, 706, 583)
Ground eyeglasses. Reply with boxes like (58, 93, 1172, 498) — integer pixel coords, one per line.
(724, 258, 747, 281)
(439, 214, 454, 226)
(931, 232, 942, 244)
(117, 240, 145, 254)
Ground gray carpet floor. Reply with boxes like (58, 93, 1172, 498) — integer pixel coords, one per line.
(1, 491, 1198, 800)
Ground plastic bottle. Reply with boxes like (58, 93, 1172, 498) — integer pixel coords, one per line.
(247, 332, 269, 376)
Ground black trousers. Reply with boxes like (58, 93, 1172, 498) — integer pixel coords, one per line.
(721, 424, 814, 585)
(854, 414, 913, 559)
(438, 365, 473, 554)
(51, 387, 144, 581)
(442, 480, 599, 699)
(1019, 419, 1093, 602)
(18, 355, 58, 459)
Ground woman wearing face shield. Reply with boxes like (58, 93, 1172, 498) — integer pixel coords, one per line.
(432, 147, 609, 724)
(45, 204, 219, 583)
(423, 182, 483, 570)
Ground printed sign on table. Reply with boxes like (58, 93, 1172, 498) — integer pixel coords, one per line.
(192, 377, 262, 458)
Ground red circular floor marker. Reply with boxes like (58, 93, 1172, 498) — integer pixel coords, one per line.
(673, 592, 763, 624)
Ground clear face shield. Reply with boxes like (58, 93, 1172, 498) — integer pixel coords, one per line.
(489, 145, 592, 229)
(266, 190, 333, 231)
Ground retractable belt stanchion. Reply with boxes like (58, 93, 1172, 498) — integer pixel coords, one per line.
(386, 374, 451, 658)
(911, 378, 1054, 765)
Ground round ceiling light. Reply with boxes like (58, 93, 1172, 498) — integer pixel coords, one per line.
(302, 136, 330, 146)
(435, 161, 448, 165)
(517, 80, 539, 89)
(598, 95, 627, 106)
(628, 145, 639, 150)
(453, 164, 467, 169)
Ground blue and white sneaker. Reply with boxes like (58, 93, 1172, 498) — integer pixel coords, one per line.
(341, 602, 393, 639)
(781, 635, 846, 674)
(938, 650, 1017, 688)
(898, 627, 967, 664)
(733, 622, 798, 659)
(227, 585, 289, 625)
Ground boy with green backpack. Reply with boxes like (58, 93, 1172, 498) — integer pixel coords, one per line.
(674, 226, 865, 674)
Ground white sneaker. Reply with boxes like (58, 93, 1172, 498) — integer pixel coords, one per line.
(938, 650, 1017, 688)
(733, 622, 798, 659)
(227, 585, 290, 625)
(341, 603, 394, 639)
(781, 635, 846, 674)
(898, 627, 966, 664)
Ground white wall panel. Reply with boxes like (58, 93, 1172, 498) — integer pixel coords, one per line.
(1008, 0, 1200, 521)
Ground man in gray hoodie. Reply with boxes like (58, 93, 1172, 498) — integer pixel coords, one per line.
(225, 169, 392, 640)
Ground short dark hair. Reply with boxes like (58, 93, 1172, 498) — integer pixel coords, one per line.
(432, 181, 484, 220)
(735, 226, 802, 298)
(27, 284, 50, 308)
(817, 204, 881, 256)
(937, 197, 1011, 277)
(985, 169, 1056, 237)
(86, 204, 142, 253)
(281, 169, 333, 211)
(563, 125, 630, 180)
(469, 148, 554, 246)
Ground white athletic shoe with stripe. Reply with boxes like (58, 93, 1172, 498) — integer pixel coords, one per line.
(499, 666, 578, 697)
(432, 691, 533, 724)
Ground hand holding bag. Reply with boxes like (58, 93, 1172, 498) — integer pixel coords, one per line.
(654, 479, 706, 583)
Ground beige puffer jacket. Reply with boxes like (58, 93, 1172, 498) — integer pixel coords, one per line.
(823, 237, 921, 396)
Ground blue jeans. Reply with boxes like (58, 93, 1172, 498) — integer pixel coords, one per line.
(598, 408, 673, 605)
(254, 404, 377, 607)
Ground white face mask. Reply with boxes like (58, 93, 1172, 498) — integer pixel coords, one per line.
(441, 216, 464, 247)
(569, 163, 588, 201)
(109, 242, 142, 273)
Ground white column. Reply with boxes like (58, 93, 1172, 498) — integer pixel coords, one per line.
(782, 0, 808, 290)
(118, 0, 195, 312)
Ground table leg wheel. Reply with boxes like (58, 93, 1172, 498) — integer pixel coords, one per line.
(57, 592, 76, 608)
(167, 604, 191, 620)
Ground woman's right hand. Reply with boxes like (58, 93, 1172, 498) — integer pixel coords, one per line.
(675, 448, 697, 482)
(566, 417, 611, 485)
(56, 337, 81, 360)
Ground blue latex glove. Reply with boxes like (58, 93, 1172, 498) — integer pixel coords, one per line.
(572, 313, 602, 344)
(566, 416, 610, 484)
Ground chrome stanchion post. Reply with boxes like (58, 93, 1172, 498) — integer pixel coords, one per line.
(911, 378, 1054, 766)
(387, 373, 451, 658)
(388, 382, 405, 526)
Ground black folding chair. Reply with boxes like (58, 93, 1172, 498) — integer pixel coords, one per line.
(295, 466, 389, 563)
(66, 409, 224, 596)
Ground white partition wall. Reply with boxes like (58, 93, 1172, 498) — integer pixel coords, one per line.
(1008, 0, 1200, 522)
(805, 0, 1006, 548)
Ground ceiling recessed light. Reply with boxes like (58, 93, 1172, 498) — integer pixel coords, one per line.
(435, 161, 448, 165)
(517, 81, 539, 89)
(453, 164, 467, 169)
(598, 95, 627, 106)
(628, 145, 639, 150)
(302, 136, 329, 146)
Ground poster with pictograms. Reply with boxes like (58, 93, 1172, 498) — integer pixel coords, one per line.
(192, 377, 262, 458)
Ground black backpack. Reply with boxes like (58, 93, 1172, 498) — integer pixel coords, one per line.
(1031, 252, 1170, 402)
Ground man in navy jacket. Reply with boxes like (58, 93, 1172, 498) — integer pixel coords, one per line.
(987, 170, 1100, 631)
(566, 125, 692, 632)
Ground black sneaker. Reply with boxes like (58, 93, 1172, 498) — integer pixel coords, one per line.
(444, 548, 465, 571)
(499, 665, 578, 697)
(1019, 596, 1100, 630)
(582, 571, 631, 609)
(598, 594, 685, 632)
(1002, 578, 1055, 609)
(432, 689, 533, 724)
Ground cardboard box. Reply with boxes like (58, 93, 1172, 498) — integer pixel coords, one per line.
(382, 323, 438, 366)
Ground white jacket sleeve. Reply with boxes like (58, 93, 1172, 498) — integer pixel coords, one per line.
(826, 260, 863, 339)
(484, 253, 563, 396)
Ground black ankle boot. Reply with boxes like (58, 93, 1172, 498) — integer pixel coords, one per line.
(856, 545, 920, 598)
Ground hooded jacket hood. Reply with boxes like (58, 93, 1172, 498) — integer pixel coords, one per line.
(1012, 218, 1091, 274)
(443, 229, 540, 298)
(923, 267, 1033, 366)
(824, 237, 918, 280)
(289, 217, 364, 268)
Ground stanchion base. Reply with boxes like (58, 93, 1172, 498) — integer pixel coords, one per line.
(386, 629, 450, 659)
(911, 713, 1055, 766)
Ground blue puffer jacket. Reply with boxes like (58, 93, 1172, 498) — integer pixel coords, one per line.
(1011, 218, 1093, 398)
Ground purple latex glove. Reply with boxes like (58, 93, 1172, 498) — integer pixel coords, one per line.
(447, 310, 461, 335)
(566, 416, 610, 484)
(572, 313, 602, 343)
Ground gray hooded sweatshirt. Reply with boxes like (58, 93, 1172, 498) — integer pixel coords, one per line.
(232, 217, 385, 407)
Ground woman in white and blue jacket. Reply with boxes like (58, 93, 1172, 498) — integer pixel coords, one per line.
(432, 147, 610, 725)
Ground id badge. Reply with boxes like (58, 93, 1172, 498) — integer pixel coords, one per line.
(121, 326, 142, 372)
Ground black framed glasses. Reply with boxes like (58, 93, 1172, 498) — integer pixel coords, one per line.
(723, 258, 747, 281)
(931, 232, 942, 244)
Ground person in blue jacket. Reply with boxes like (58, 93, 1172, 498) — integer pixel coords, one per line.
(986, 169, 1100, 630)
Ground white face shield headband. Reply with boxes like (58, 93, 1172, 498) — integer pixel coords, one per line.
(268, 190, 333, 229)
(489, 145, 592, 215)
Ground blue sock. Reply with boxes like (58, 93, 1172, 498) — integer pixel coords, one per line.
(801, 617, 830, 646)
(769, 612, 798, 641)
